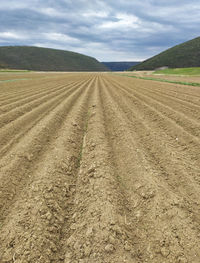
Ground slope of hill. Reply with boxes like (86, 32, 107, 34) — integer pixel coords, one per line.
(130, 37, 200, 71)
(0, 46, 108, 71)
(102, 61, 140, 71)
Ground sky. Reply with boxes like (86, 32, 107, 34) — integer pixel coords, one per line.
(0, 0, 200, 61)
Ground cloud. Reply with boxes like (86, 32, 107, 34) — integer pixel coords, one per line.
(82, 11, 108, 18)
(43, 33, 80, 44)
(0, 32, 25, 39)
(0, 0, 200, 61)
(99, 13, 140, 30)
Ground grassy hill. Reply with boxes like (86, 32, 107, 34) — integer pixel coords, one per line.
(0, 46, 108, 71)
(102, 61, 140, 71)
(130, 37, 200, 71)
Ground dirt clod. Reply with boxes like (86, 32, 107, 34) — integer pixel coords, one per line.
(105, 244, 115, 253)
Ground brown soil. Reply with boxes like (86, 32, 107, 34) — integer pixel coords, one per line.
(123, 71, 200, 84)
(0, 73, 199, 263)
(149, 74, 200, 84)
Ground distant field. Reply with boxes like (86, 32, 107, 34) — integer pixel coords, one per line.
(0, 72, 45, 81)
(154, 67, 200, 75)
(120, 68, 200, 85)
(116, 72, 200, 86)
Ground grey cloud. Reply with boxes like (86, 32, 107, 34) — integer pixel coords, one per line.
(0, 0, 200, 61)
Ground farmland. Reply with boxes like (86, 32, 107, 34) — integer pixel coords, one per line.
(0, 72, 200, 262)
(122, 71, 200, 86)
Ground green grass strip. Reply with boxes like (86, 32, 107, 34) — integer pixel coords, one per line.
(0, 70, 31, 73)
(114, 73, 200, 87)
(154, 67, 200, 75)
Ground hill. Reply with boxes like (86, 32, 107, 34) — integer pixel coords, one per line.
(102, 61, 140, 71)
(0, 46, 108, 71)
(130, 37, 200, 71)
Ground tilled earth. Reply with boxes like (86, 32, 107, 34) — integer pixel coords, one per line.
(0, 73, 199, 263)
(124, 71, 200, 84)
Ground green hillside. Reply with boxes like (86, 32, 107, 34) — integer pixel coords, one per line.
(130, 37, 200, 71)
(0, 46, 108, 71)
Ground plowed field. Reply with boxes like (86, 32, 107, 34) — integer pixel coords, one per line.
(0, 73, 199, 263)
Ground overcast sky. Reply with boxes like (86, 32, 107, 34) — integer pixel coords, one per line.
(0, 0, 199, 61)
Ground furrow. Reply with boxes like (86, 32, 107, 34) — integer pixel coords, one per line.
(62, 76, 136, 263)
(107, 76, 200, 142)
(0, 80, 60, 103)
(0, 78, 87, 127)
(109, 76, 200, 126)
(0, 76, 85, 108)
(104, 77, 200, 166)
(104, 77, 200, 162)
(0, 75, 95, 263)
(0, 81, 76, 114)
(102, 76, 200, 206)
(0, 73, 199, 263)
(138, 85, 200, 109)
(0, 73, 87, 102)
(99, 75, 200, 263)
(0, 78, 92, 158)
(0, 77, 94, 220)
(137, 79, 200, 103)
(116, 74, 200, 101)
(110, 74, 200, 107)
(125, 81, 200, 118)
(128, 82, 200, 121)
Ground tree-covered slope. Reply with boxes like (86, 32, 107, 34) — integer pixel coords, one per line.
(130, 37, 200, 71)
(0, 46, 108, 71)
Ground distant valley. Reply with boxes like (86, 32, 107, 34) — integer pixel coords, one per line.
(102, 61, 140, 71)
